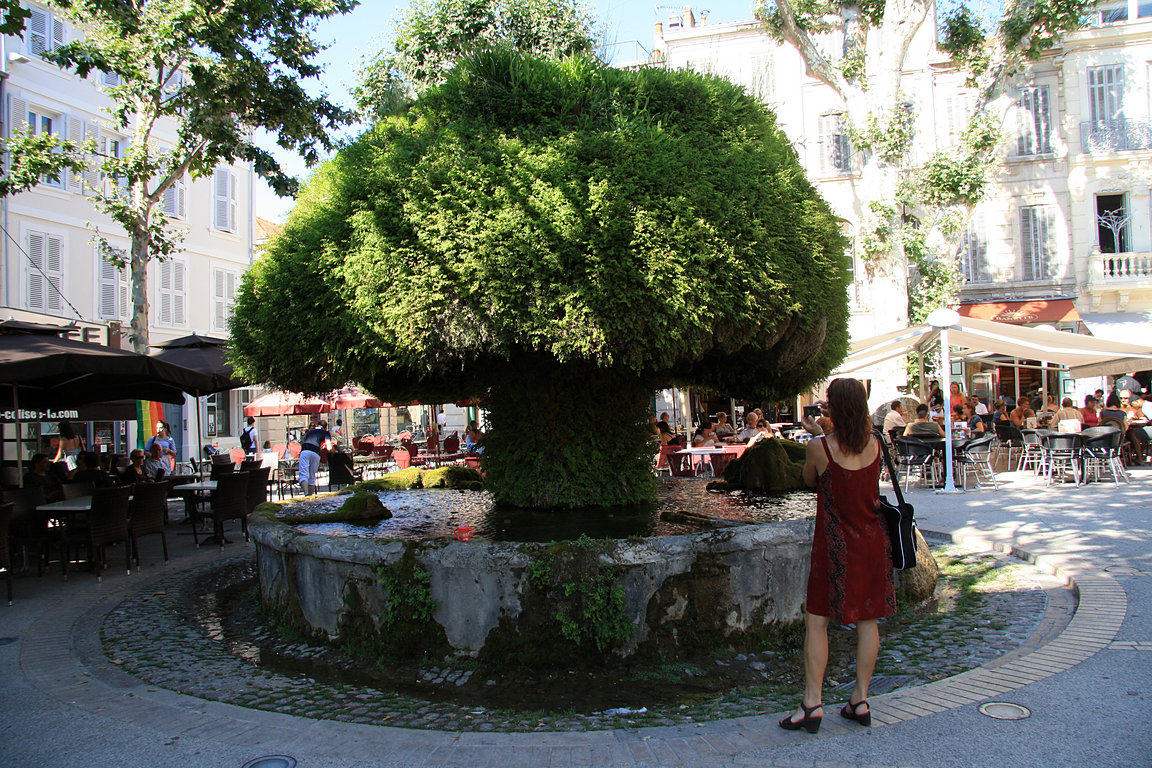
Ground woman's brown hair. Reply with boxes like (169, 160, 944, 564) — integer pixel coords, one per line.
(826, 378, 872, 455)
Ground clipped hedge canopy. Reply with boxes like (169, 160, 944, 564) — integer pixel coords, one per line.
(231, 50, 850, 404)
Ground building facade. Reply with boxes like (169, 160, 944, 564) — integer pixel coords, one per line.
(651, 4, 1152, 405)
(1, 2, 255, 461)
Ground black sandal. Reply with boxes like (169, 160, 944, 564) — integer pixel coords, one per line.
(779, 701, 823, 733)
(841, 698, 871, 727)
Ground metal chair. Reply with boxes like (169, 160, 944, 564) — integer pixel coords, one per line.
(955, 435, 998, 489)
(0, 486, 55, 576)
(993, 422, 1024, 471)
(326, 454, 361, 490)
(1018, 429, 1046, 474)
(894, 437, 937, 491)
(1082, 427, 1127, 485)
(127, 481, 169, 566)
(1041, 433, 1082, 486)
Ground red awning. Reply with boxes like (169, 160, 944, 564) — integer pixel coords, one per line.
(955, 299, 1081, 325)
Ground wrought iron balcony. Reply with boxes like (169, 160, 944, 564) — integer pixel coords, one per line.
(1081, 119, 1152, 154)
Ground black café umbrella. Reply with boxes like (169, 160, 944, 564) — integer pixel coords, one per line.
(0, 324, 216, 481)
(150, 334, 247, 464)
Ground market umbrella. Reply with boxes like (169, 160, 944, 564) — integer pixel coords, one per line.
(0, 324, 216, 482)
(151, 334, 248, 463)
(150, 334, 245, 394)
(244, 391, 331, 417)
(326, 385, 383, 410)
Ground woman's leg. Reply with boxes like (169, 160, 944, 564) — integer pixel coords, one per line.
(787, 611, 829, 722)
(851, 619, 880, 710)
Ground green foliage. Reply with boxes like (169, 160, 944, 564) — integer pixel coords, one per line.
(0, 0, 29, 37)
(355, 0, 597, 119)
(1, 0, 355, 349)
(232, 51, 850, 508)
(852, 102, 915, 165)
(939, 5, 989, 76)
(376, 550, 439, 635)
(281, 492, 392, 524)
(526, 535, 635, 652)
(720, 438, 805, 492)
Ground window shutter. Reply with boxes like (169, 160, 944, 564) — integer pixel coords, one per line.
(749, 54, 773, 102)
(101, 71, 121, 87)
(27, 232, 45, 310)
(46, 235, 63, 312)
(213, 269, 226, 330)
(98, 258, 119, 319)
(51, 16, 65, 51)
(158, 260, 172, 325)
(213, 167, 231, 231)
(1035, 87, 1051, 153)
(10, 95, 28, 133)
(66, 117, 85, 193)
(162, 175, 185, 218)
(28, 8, 48, 56)
(818, 115, 830, 172)
(173, 261, 186, 325)
(82, 122, 101, 191)
(1021, 208, 1036, 281)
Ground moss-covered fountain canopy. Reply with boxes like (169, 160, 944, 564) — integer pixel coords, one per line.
(230, 49, 851, 508)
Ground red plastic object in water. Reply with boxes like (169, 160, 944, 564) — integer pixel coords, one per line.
(453, 525, 474, 542)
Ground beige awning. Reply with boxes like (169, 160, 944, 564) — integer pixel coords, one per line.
(833, 315, 1152, 379)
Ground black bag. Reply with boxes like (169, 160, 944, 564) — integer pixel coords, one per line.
(876, 432, 918, 571)
(240, 426, 254, 452)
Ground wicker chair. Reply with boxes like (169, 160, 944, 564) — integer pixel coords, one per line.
(198, 471, 249, 549)
(128, 482, 170, 566)
(1, 501, 14, 604)
(327, 453, 361, 490)
(246, 466, 271, 513)
(61, 480, 96, 500)
(69, 486, 132, 581)
(1, 486, 54, 576)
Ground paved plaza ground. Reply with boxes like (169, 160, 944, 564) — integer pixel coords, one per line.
(1, 467, 1150, 768)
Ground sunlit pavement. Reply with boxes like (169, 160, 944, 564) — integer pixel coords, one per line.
(1, 468, 1150, 768)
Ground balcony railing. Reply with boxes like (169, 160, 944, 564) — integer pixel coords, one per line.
(1080, 119, 1152, 154)
(1089, 250, 1152, 288)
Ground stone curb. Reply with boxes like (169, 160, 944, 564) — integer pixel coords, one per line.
(14, 527, 1123, 767)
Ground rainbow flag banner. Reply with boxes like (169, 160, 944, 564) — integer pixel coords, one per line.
(137, 400, 165, 447)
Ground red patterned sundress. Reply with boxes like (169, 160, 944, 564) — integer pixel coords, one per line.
(805, 436, 896, 624)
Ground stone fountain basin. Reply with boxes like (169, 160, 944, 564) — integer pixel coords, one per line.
(249, 510, 814, 661)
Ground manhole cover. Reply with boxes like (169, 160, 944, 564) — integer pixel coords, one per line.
(0, 637, 17, 646)
(241, 757, 296, 768)
(1104, 566, 1141, 575)
(979, 702, 1031, 720)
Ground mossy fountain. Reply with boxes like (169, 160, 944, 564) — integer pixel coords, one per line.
(233, 52, 937, 667)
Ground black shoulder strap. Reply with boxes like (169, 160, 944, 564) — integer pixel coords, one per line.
(874, 429, 909, 511)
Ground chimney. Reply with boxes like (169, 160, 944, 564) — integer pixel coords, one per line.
(700, 11, 708, 25)
(654, 21, 665, 51)
(685, 6, 695, 27)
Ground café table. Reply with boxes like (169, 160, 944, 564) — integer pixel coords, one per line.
(673, 447, 727, 477)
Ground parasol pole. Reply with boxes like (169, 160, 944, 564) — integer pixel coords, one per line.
(928, 307, 963, 494)
(13, 385, 23, 487)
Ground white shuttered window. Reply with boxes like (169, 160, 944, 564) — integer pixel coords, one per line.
(163, 175, 187, 218)
(1020, 205, 1055, 281)
(212, 268, 238, 333)
(27, 230, 65, 313)
(157, 259, 187, 327)
(1088, 65, 1125, 123)
(27, 7, 65, 58)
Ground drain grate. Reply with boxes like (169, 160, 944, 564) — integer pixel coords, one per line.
(979, 701, 1031, 720)
(241, 757, 296, 768)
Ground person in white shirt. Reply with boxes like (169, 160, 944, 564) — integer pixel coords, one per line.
(736, 411, 761, 442)
(970, 396, 989, 416)
(882, 401, 906, 435)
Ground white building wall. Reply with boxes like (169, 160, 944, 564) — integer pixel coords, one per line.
(1, 3, 254, 455)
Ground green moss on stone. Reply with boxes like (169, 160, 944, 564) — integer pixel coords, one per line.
(722, 438, 806, 492)
(282, 492, 393, 525)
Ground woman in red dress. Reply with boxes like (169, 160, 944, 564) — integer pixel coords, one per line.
(780, 377, 895, 734)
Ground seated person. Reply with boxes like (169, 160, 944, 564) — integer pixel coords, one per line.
(736, 411, 761, 442)
(1054, 397, 1083, 426)
(71, 451, 112, 489)
(464, 421, 485, 454)
(992, 399, 1010, 424)
(904, 404, 946, 438)
(962, 403, 985, 436)
(142, 443, 168, 480)
(692, 420, 719, 447)
(882, 401, 906, 436)
(120, 449, 148, 484)
(969, 395, 989, 416)
(23, 453, 63, 502)
(713, 412, 735, 440)
(1010, 399, 1036, 428)
(1080, 396, 1099, 427)
(1098, 393, 1128, 427)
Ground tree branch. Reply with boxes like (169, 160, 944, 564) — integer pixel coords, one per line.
(773, 0, 850, 102)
